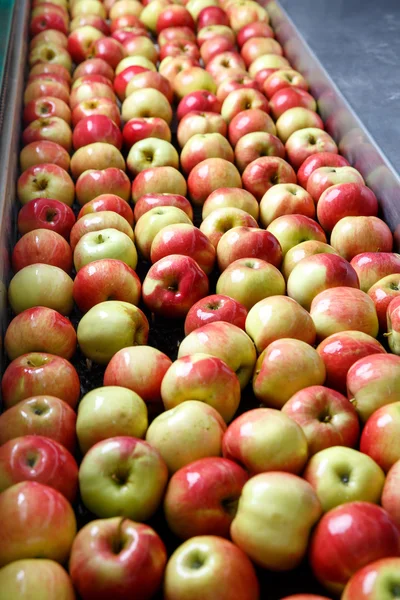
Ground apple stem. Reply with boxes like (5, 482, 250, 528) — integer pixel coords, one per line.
(383, 332, 393, 337)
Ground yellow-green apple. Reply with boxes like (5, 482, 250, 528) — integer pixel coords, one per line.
(197, 5, 230, 28)
(22, 116, 72, 152)
(221, 88, 269, 124)
(0, 395, 76, 451)
(178, 321, 256, 389)
(269, 87, 317, 120)
(122, 88, 173, 124)
(360, 402, 400, 472)
(176, 90, 221, 120)
(116, 55, 156, 75)
(79, 436, 168, 520)
(0, 481, 76, 567)
(248, 54, 290, 78)
(236, 20, 274, 46)
(341, 557, 400, 600)
(223, 407, 308, 474)
(142, 254, 209, 318)
(30, 30, 68, 50)
(227, 0, 269, 32)
(71, 0, 106, 18)
(231, 472, 322, 570)
(29, 42, 73, 72)
(23, 96, 71, 126)
(228, 107, 276, 147)
(71, 14, 109, 34)
(206, 51, 246, 81)
(316, 330, 386, 394)
(200, 208, 258, 248)
(70, 143, 125, 179)
(72, 97, 121, 128)
(184, 294, 248, 335)
(151, 223, 216, 274)
(306, 166, 364, 203)
(382, 460, 400, 527)
(347, 353, 400, 423)
(123, 36, 158, 64)
(73, 228, 138, 271)
(276, 107, 324, 144)
(309, 502, 400, 595)
(72, 114, 122, 150)
(173, 67, 217, 99)
(368, 274, 400, 330)
(0, 559, 75, 600)
(387, 296, 400, 354)
(75, 168, 130, 205)
(263, 68, 309, 99)
(266, 214, 326, 257)
(160, 39, 200, 61)
(146, 401, 226, 473)
(245, 295, 316, 353)
(127, 138, 179, 176)
(216, 227, 283, 271)
(156, 4, 195, 31)
(216, 257, 286, 310)
(188, 158, 242, 206)
(317, 183, 379, 232)
(73, 57, 115, 81)
(158, 56, 198, 82)
(136, 0, 170, 33)
(197, 25, 235, 46)
(8, 264, 73, 316)
(73, 259, 141, 313)
(76, 386, 148, 454)
(69, 81, 116, 111)
(11, 229, 72, 273)
(242, 156, 296, 201)
(164, 535, 259, 600)
(124, 71, 172, 103)
(23, 79, 70, 105)
(259, 183, 315, 226)
(164, 457, 247, 540)
(187, 0, 220, 20)
(110, 0, 143, 19)
(113, 65, 150, 102)
(350, 252, 400, 292)
(69, 518, 166, 600)
(200, 36, 236, 66)
(287, 253, 360, 311)
(77, 194, 133, 226)
(134, 193, 193, 222)
(135, 206, 192, 259)
(202, 187, 259, 220)
(17, 163, 74, 206)
(180, 133, 234, 175)
(177, 111, 227, 147)
(5, 307, 76, 361)
(282, 385, 360, 456)
(304, 446, 385, 512)
(104, 345, 172, 405)
(20, 140, 70, 172)
(234, 131, 285, 172)
(253, 338, 326, 409)
(282, 240, 339, 279)
(285, 128, 339, 170)
(131, 166, 188, 203)
(297, 151, 350, 188)
(70, 211, 133, 251)
(310, 286, 379, 341)
(0, 435, 78, 501)
(240, 37, 283, 68)
(158, 25, 197, 46)
(77, 301, 148, 365)
(161, 353, 240, 422)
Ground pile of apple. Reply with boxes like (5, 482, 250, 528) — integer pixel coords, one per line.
(1, 0, 400, 598)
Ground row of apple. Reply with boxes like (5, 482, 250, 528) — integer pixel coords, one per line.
(1, 0, 400, 598)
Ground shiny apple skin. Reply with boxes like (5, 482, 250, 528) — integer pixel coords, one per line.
(177, 90, 222, 121)
(360, 402, 400, 472)
(122, 117, 171, 149)
(23, 96, 71, 126)
(309, 502, 400, 595)
(78, 194, 134, 227)
(217, 227, 283, 271)
(0, 435, 78, 502)
(237, 21, 275, 47)
(297, 152, 350, 188)
(113, 65, 149, 101)
(73, 259, 141, 313)
(20, 140, 70, 172)
(1, 353, 80, 409)
(242, 156, 296, 201)
(73, 58, 115, 82)
(341, 557, 400, 600)
(12, 229, 72, 273)
(197, 6, 230, 29)
(134, 193, 193, 223)
(75, 168, 131, 205)
(72, 115, 122, 150)
(0, 391, 76, 450)
(164, 457, 248, 540)
(17, 198, 75, 240)
(184, 294, 248, 335)
(72, 98, 121, 128)
(317, 183, 379, 232)
(69, 518, 167, 600)
(269, 87, 317, 120)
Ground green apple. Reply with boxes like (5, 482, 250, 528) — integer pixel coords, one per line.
(231, 472, 322, 570)
(303, 446, 385, 512)
(282, 240, 340, 279)
(127, 138, 179, 176)
(73, 228, 138, 271)
(135, 206, 192, 260)
(76, 386, 148, 454)
(79, 436, 168, 521)
(0, 559, 75, 600)
(77, 300, 149, 364)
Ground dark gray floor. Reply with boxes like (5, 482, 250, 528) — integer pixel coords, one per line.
(279, 0, 400, 173)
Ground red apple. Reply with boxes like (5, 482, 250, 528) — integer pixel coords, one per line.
(30, 30, 68, 51)
(12, 229, 72, 273)
(297, 152, 350, 189)
(1, 353, 80, 410)
(184, 294, 248, 335)
(87, 37, 126, 69)
(73, 57, 115, 82)
(317, 183, 379, 232)
(134, 193, 193, 222)
(78, 194, 133, 226)
(368, 274, 400, 330)
(237, 21, 274, 47)
(151, 223, 216, 274)
(112, 65, 149, 100)
(360, 402, 400, 472)
(234, 131, 286, 172)
(20, 140, 70, 172)
(269, 87, 317, 120)
(221, 88, 269, 123)
(306, 166, 364, 204)
(176, 90, 221, 121)
(75, 168, 131, 205)
(285, 128, 339, 171)
(72, 114, 122, 150)
(197, 24, 235, 47)
(17, 198, 75, 240)
(22, 116, 72, 152)
(158, 26, 196, 46)
(72, 97, 121, 128)
(228, 107, 276, 147)
(242, 156, 296, 201)
(0, 435, 78, 502)
(216, 226, 282, 271)
(131, 166, 188, 203)
(350, 252, 400, 292)
(263, 68, 309, 99)
(202, 187, 259, 220)
(177, 111, 227, 147)
(73, 259, 141, 313)
(24, 79, 70, 105)
(156, 5, 195, 34)
(30, 11, 68, 37)
(160, 40, 200, 61)
(341, 557, 400, 600)
(67, 25, 105, 64)
(110, 14, 143, 33)
(71, 14, 110, 35)
(282, 385, 360, 456)
(197, 6, 229, 29)
(125, 70, 173, 103)
(23, 96, 71, 126)
(181, 132, 234, 174)
(122, 117, 171, 149)
(241, 37, 283, 68)
(200, 36, 235, 65)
